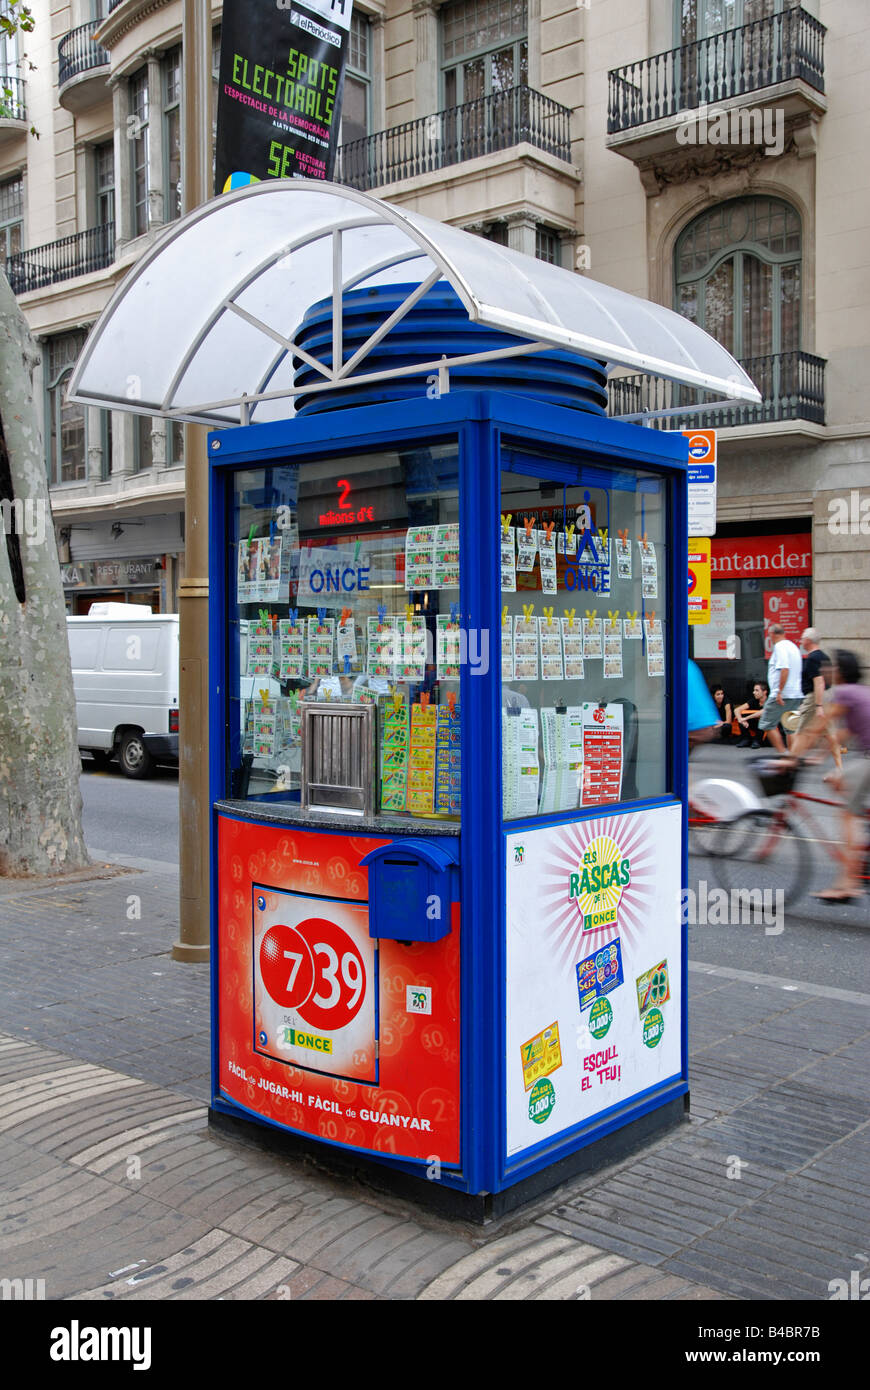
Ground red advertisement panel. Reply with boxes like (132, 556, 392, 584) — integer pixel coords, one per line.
(217, 815, 461, 1164)
(763, 589, 808, 653)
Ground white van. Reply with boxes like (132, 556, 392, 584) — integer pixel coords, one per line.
(66, 603, 179, 778)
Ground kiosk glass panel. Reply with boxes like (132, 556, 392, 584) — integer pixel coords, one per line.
(227, 444, 461, 820)
(500, 455, 670, 819)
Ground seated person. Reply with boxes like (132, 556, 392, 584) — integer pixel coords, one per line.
(734, 680, 770, 748)
(711, 685, 733, 742)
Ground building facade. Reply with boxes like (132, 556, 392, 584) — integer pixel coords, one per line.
(1, 0, 867, 688)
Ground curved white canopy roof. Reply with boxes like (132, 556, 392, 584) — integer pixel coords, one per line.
(68, 180, 761, 427)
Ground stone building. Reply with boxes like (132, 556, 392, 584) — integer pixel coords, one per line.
(1, 0, 867, 682)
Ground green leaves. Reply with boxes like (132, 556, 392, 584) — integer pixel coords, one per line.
(0, 4, 35, 40)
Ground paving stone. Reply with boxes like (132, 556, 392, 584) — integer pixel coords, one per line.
(78, 1230, 299, 1301)
(1, 862, 868, 1303)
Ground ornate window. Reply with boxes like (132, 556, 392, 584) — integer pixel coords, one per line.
(94, 140, 114, 227)
(535, 227, 560, 265)
(134, 415, 154, 473)
(46, 333, 88, 486)
(163, 46, 182, 223)
(677, 0, 791, 46)
(674, 197, 801, 361)
(342, 10, 371, 146)
(441, 0, 528, 107)
(129, 69, 149, 236)
(0, 173, 22, 269)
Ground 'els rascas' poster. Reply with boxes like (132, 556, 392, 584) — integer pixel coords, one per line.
(215, 0, 354, 193)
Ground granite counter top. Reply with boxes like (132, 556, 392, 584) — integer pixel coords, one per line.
(214, 800, 461, 837)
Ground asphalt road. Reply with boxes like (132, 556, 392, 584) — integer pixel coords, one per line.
(80, 754, 179, 868)
(79, 744, 868, 990)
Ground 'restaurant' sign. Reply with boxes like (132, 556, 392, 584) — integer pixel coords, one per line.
(215, 0, 354, 194)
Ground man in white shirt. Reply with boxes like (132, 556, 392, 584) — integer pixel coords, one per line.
(758, 622, 803, 751)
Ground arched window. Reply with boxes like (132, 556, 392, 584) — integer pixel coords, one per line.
(674, 196, 800, 361)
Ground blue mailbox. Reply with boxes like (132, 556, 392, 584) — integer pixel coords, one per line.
(360, 839, 459, 943)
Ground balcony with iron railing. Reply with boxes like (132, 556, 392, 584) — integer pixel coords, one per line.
(7, 224, 115, 295)
(58, 20, 111, 113)
(607, 9, 826, 164)
(337, 85, 572, 192)
(0, 74, 27, 141)
(607, 351, 826, 431)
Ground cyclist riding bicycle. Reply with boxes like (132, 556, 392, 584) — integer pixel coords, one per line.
(799, 649, 870, 902)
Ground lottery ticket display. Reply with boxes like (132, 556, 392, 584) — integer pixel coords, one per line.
(237, 530, 294, 604)
(405, 524, 461, 590)
(562, 617, 584, 680)
(278, 620, 305, 679)
(437, 614, 461, 681)
(645, 617, 665, 678)
(493, 488, 668, 823)
(539, 616, 564, 681)
(502, 708, 540, 819)
(379, 699, 409, 812)
(246, 621, 274, 677)
(581, 703, 624, 806)
(602, 619, 623, 679)
(639, 540, 658, 599)
(306, 617, 335, 678)
(435, 703, 461, 815)
(513, 615, 539, 681)
(406, 703, 438, 816)
(539, 707, 583, 814)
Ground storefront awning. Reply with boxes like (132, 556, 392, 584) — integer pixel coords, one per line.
(68, 181, 761, 427)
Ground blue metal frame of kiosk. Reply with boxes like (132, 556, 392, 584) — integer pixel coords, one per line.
(65, 183, 759, 1220)
(207, 391, 689, 1216)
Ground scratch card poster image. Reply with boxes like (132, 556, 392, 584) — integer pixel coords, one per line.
(253, 888, 377, 1085)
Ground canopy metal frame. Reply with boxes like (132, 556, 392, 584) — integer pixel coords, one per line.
(68, 180, 762, 428)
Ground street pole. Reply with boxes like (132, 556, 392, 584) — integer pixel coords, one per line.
(173, 0, 213, 962)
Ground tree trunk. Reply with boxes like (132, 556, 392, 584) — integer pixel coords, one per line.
(0, 271, 89, 876)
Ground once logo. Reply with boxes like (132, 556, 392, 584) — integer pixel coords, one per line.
(569, 835, 630, 932)
(686, 432, 713, 460)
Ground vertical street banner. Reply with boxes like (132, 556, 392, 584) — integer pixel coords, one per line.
(215, 0, 354, 194)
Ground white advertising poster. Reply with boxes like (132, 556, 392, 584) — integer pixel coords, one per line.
(694, 593, 738, 660)
(505, 804, 683, 1156)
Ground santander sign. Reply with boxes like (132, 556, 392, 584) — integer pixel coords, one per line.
(711, 534, 812, 577)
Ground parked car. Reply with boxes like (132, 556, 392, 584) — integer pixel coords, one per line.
(66, 603, 179, 778)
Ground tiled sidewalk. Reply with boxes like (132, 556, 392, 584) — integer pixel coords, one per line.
(0, 863, 867, 1300)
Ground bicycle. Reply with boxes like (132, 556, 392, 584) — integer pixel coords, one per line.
(705, 756, 870, 907)
(688, 763, 765, 861)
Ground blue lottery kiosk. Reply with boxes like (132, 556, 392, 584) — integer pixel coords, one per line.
(68, 183, 760, 1218)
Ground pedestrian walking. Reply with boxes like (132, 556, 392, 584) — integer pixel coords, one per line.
(758, 623, 803, 752)
(801, 650, 870, 902)
(789, 627, 843, 770)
